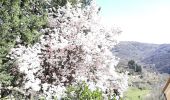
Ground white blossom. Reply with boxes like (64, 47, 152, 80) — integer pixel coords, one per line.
(8, 0, 128, 99)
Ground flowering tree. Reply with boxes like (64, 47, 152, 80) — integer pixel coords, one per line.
(6, 0, 128, 99)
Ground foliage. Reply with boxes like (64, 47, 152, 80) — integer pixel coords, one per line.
(128, 60, 135, 69)
(136, 65, 142, 72)
(0, 0, 47, 85)
(62, 82, 122, 100)
(128, 60, 142, 73)
(62, 82, 103, 100)
(51, 0, 68, 7)
(51, 0, 92, 7)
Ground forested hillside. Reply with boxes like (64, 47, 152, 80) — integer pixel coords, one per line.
(113, 41, 170, 74)
(143, 44, 170, 73)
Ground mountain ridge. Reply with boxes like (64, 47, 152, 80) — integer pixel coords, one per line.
(113, 41, 170, 74)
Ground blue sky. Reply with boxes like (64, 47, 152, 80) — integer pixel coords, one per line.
(97, 0, 170, 44)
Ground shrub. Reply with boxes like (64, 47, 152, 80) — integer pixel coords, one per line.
(62, 82, 121, 100)
(62, 82, 103, 100)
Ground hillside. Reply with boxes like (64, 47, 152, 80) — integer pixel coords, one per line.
(112, 41, 159, 62)
(112, 41, 170, 74)
(143, 44, 170, 73)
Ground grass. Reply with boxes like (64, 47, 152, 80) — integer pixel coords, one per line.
(124, 87, 151, 100)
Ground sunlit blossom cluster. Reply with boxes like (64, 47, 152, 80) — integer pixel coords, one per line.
(8, 0, 128, 99)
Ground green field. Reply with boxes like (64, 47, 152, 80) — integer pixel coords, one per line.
(124, 87, 150, 100)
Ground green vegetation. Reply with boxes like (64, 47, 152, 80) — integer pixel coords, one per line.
(62, 82, 121, 100)
(0, 0, 47, 86)
(62, 82, 103, 100)
(124, 87, 150, 100)
(51, 0, 92, 8)
(128, 60, 142, 73)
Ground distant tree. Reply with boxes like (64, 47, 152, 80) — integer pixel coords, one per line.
(128, 60, 142, 73)
(128, 60, 135, 69)
(136, 65, 142, 72)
